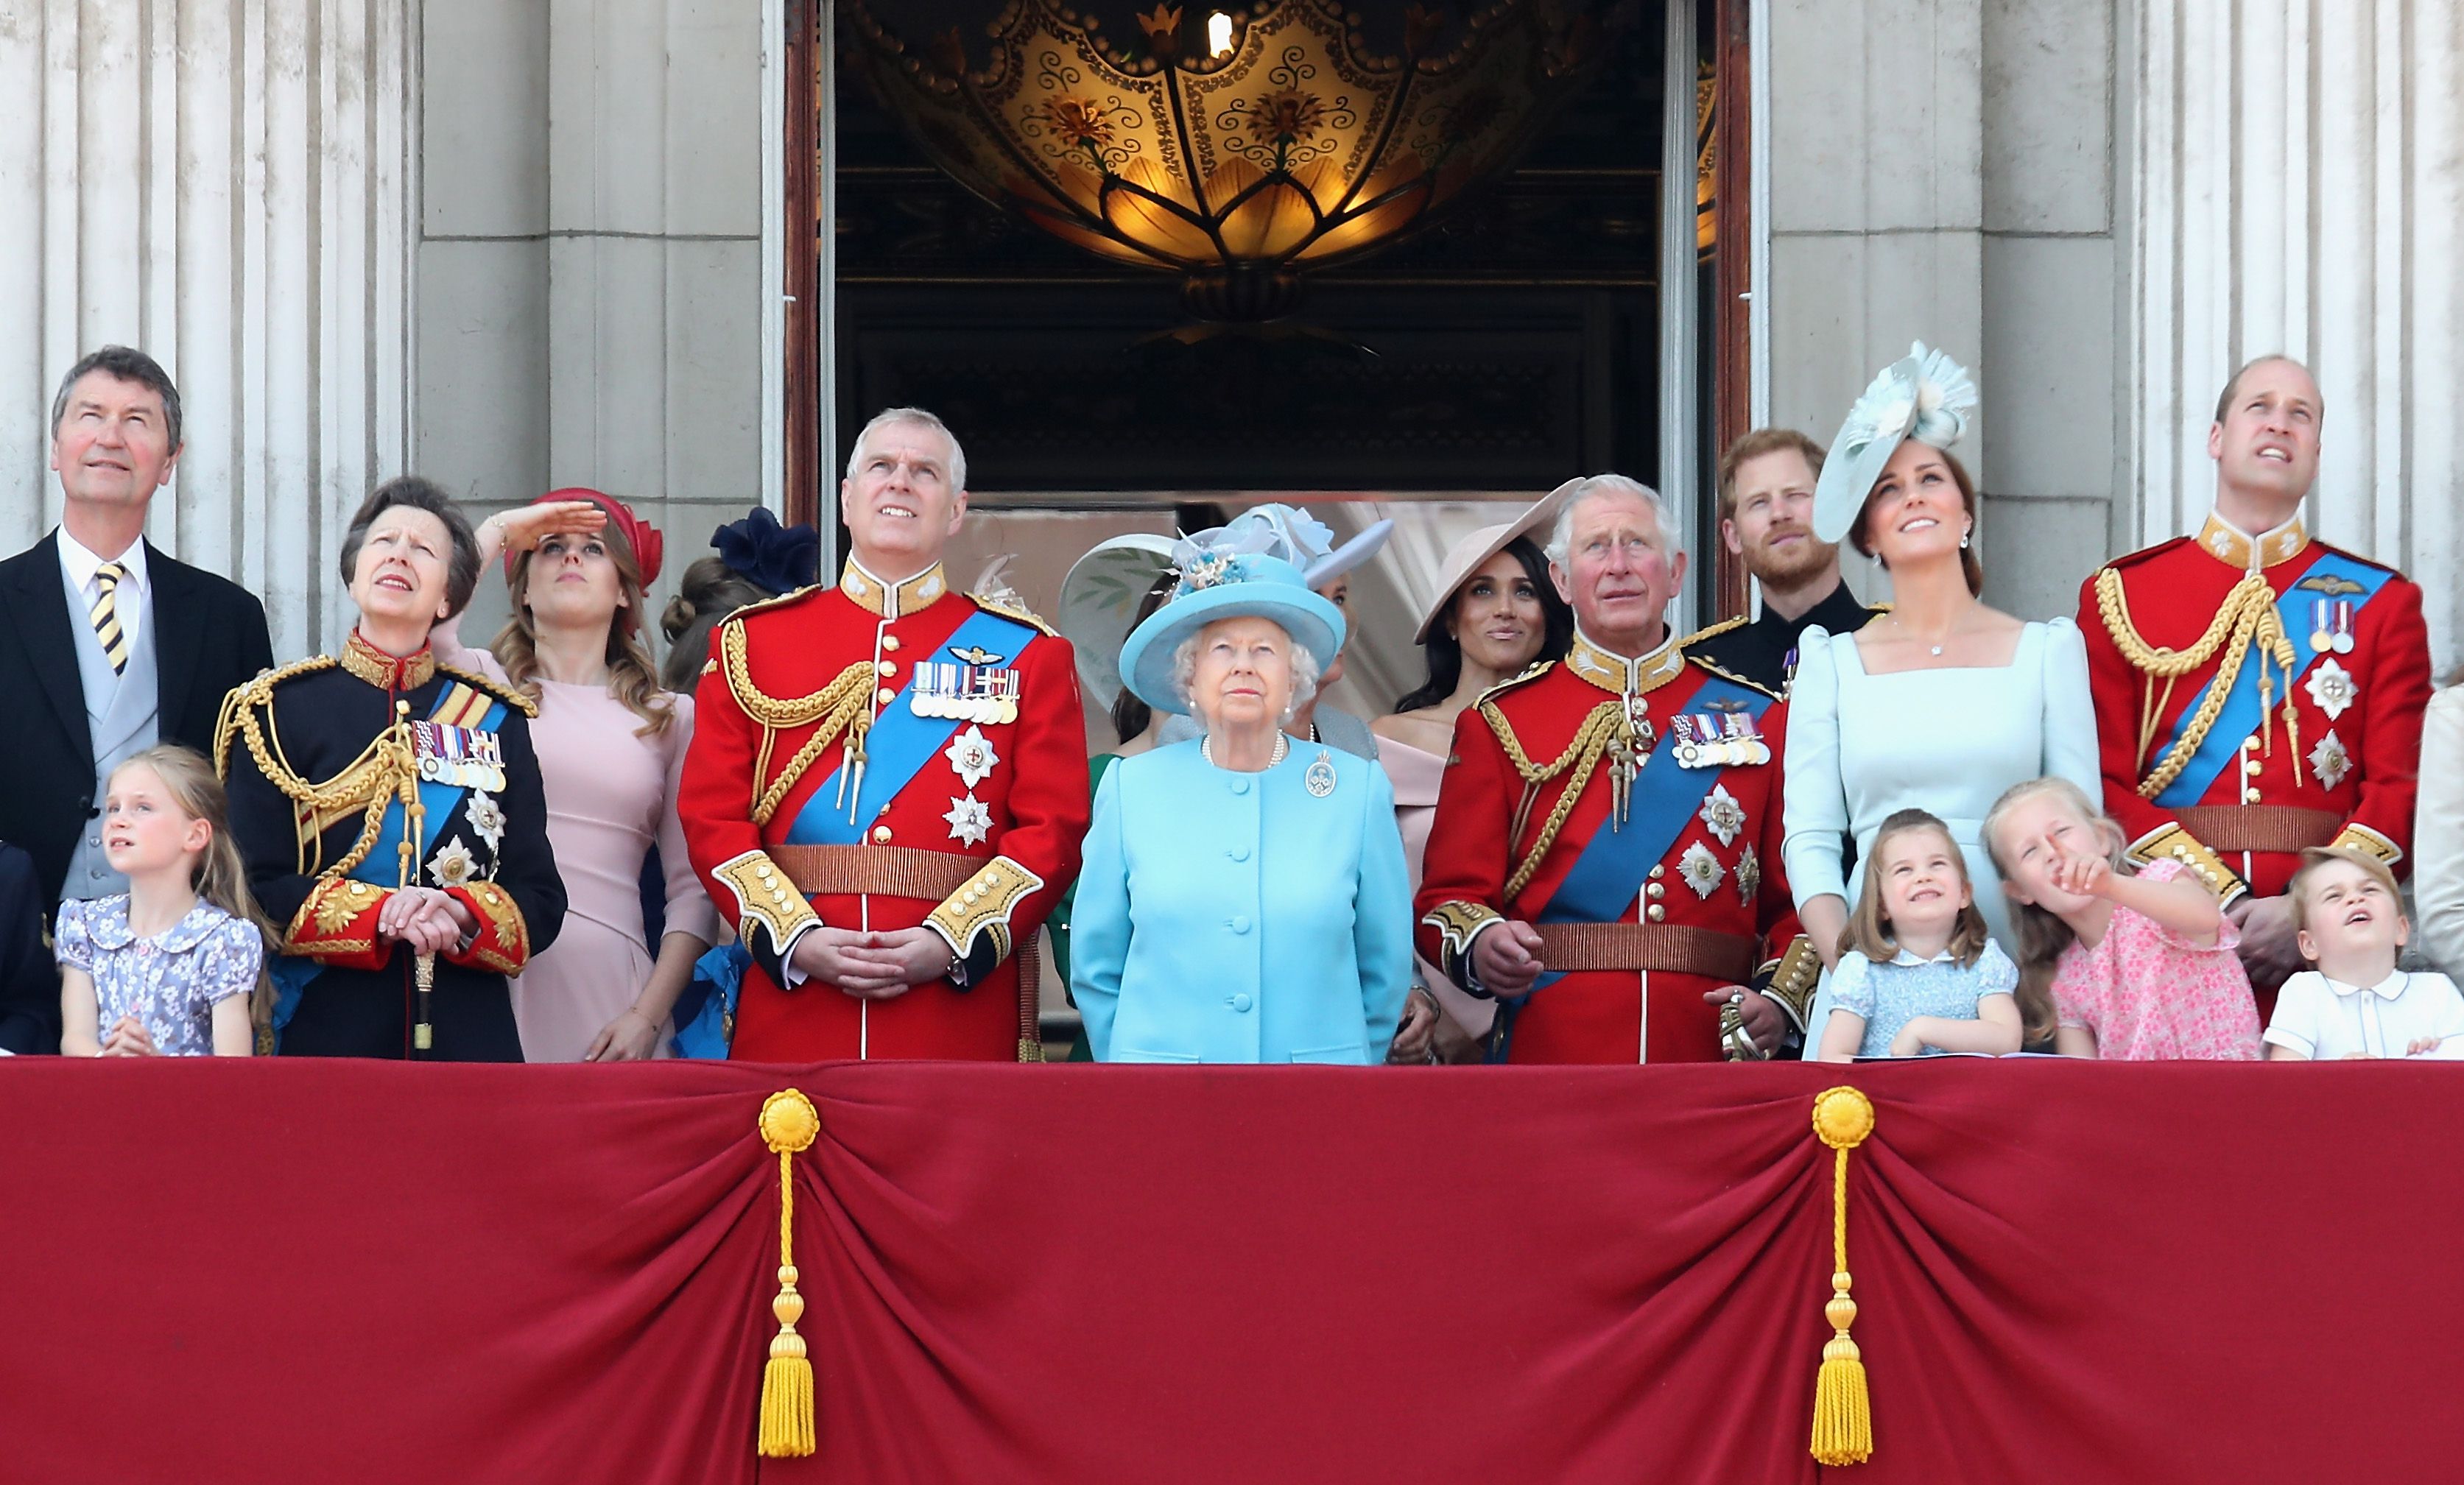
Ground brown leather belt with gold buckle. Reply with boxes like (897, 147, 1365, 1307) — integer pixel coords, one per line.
(2171, 805, 2342, 856)
(765, 844, 978, 901)
(1533, 923, 1758, 984)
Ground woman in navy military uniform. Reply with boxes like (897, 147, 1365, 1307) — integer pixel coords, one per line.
(1070, 532, 1412, 1064)
(218, 478, 564, 1060)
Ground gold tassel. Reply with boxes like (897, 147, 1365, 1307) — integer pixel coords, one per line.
(1809, 1086, 1876, 1467)
(757, 1088, 821, 1458)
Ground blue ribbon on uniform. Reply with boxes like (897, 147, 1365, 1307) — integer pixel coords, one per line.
(269, 684, 511, 1040)
(1489, 674, 1771, 1062)
(786, 609, 1039, 846)
(2151, 550, 2392, 809)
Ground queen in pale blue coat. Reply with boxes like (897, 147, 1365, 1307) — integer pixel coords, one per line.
(1071, 538, 1412, 1064)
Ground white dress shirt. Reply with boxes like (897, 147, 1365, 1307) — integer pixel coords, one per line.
(55, 526, 150, 654)
(2264, 968, 2464, 1060)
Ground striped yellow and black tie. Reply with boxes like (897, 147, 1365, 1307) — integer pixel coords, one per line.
(90, 560, 130, 674)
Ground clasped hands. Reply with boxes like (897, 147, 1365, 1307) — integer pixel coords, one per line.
(375, 886, 478, 956)
(1470, 919, 1783, 1055)
(790, 925, 955, 1000)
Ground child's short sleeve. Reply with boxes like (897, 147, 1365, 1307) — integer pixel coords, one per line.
(2262, 971, 2327, 1057)
(1974, 941, 2019, 1000)
(2127, 857, 2239, 953)
(196, 917, 265, 1008)
(52, 900, 94, 974)
(1828, 953, 1876, 1017)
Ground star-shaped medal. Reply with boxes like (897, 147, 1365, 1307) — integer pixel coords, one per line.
(944, 725, 1000, 789)
(943, 794, 993, 847)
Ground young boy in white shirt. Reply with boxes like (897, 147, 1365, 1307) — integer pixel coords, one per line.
(2264, 847, 2464, 1061)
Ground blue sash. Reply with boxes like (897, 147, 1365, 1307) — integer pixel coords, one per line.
(786, 610, 1039, 845)
(1490, 675, 1772, 1062)
(270, 682, 511, 1036)
(2150, 550, 2393, 809)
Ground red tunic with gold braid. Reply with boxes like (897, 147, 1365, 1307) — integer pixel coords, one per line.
(1414, 633, 1818, 1064)
(2078, 511, 2430, 911)
(677, 559, 1089, 1062)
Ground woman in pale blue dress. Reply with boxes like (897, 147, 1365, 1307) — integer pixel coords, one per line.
(1782, 345, 2101, 1029)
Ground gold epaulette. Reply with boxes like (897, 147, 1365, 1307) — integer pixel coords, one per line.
(1685, 650, 1783, 702)
(214, 655, 339, 777)
(1681, 613, 1748, 644)
(437, 663, 540, 719)
(971, 590, 1059, 638)
(726, 584, 822, 624)
(1474, 659, 1555, 707)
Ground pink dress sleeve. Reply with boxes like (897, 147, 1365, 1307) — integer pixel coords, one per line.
(655, 694, 722, 946)
(428, 614, 512, 685)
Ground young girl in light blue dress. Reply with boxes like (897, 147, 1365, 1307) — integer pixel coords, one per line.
(1817, 808, 2021, 1060)
(56, 747, 268, 1057)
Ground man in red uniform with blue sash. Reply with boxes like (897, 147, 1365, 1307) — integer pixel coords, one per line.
(1417, 476, 1819, 1063)
(680, 408, 1089, 1061)
(2080, 356, 2431, 1001)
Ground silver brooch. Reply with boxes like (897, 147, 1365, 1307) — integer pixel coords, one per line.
(1305, 748, 1337, 799)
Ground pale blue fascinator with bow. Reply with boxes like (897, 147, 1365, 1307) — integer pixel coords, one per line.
(1811, 342, 1979, 543)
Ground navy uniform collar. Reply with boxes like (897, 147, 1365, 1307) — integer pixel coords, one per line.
(340, 629, 437, 690)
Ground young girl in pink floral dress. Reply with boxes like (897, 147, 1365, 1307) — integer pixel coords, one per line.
(1985, 776, 2261, 1059)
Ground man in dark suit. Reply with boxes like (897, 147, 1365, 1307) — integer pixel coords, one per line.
(0, 347, 275, 940)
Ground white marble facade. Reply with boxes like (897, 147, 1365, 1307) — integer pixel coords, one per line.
(1, 0, 2457, 670)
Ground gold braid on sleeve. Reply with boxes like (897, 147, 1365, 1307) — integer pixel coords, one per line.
(718, 618, 885, 827)
(2093, 567, 2303, 798)
(1482, 698, 1625, 900)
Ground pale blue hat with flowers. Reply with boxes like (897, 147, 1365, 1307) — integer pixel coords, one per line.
(1812, 342, 1979, 543)
(1118, 526, 1347, 716)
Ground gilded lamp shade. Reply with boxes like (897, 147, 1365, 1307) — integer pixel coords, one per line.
(845, 0, 1608, 320)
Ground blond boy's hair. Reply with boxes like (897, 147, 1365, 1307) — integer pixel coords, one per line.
(2285, 847, 2403, 936)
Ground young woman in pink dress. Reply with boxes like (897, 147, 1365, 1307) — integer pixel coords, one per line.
(1370, 496, 1571, 1062)
(437, 490, 720, 1061)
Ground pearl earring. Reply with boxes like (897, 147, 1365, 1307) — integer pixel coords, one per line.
(1960, 529, 1971, 550)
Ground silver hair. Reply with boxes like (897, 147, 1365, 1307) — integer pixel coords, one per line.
(1169, 621, 1323, 728)
(1543, 474, 1673, 567)
(845, 406, 968, 493)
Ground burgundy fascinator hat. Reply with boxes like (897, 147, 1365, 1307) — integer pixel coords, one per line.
(505, 487, 666, 632)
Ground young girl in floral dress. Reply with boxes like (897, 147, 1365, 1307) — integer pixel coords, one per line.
(57, 746, 267, 1057)
(1984, 776, 2261, 1059)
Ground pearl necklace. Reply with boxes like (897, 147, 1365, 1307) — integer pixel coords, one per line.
(1202, 731, 1290, 769)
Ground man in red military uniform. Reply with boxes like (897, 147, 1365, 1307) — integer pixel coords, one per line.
(680, 407, 1089, 1061)
(1417, 476, 1819, 1063)
(2079, 356, 2431, 1000)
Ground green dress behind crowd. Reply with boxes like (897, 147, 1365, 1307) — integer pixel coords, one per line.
(1048, 752, 1121, 1062)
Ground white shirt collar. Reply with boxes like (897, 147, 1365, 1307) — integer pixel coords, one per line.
(1888, 946, 1961, 967)
(56, 526, 150, 596)
(2322, 967, 2410, 1001)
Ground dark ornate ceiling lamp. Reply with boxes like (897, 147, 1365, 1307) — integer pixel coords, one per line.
(845, 0, 1608, 322)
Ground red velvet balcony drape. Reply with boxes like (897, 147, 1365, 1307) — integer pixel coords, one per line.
(1, 1059, 2453, 1484)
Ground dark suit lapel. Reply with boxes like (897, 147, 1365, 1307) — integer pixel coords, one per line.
(0, 532, 95, 764)
(146, 540, 207, 735)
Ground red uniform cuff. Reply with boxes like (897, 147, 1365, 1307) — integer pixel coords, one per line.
(442, 882, 532, 976)
(284, 877, 393, 971)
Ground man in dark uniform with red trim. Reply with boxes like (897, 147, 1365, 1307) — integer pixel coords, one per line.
(2078, 355, 2431, 1003)
(1417, 475, 1819, 1063)
(679, 408, 1089, 1062)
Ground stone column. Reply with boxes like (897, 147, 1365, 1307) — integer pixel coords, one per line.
(0, 0, 417, 659)
(2133, 0, 2463, 669)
